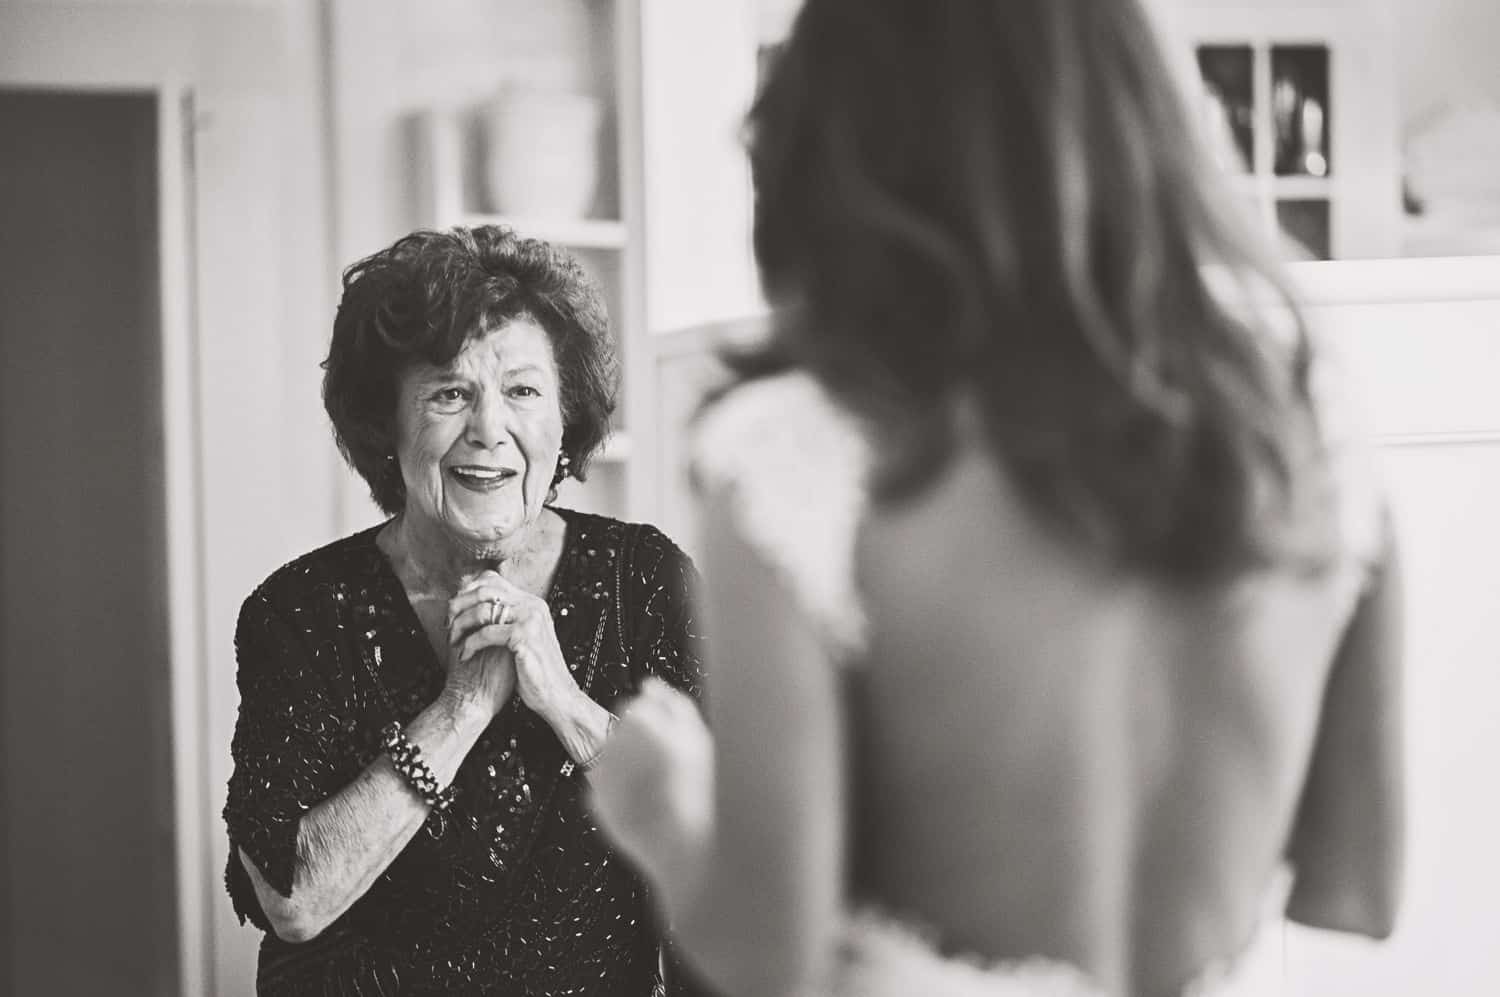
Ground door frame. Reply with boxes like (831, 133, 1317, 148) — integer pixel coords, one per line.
(0, 23, 209, 996)
(159, 84, 214, 997)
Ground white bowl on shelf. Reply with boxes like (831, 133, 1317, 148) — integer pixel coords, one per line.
(482, 89, 603, 222)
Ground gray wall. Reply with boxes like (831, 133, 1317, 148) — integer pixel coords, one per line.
(0, 90, 178, 995)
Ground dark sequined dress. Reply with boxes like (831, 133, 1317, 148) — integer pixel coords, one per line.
(223, 508, 705, 996)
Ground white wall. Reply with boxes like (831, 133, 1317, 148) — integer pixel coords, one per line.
(639, 0, 761, 335)
(1394, 0, 1500, 128)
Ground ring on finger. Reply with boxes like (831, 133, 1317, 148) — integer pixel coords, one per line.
(487, 598, 501, 626)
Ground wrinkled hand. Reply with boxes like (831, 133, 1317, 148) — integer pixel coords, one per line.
(440, 611, 516, 720)
(588, 678, 714, 889)
(448, 570, 580, 722)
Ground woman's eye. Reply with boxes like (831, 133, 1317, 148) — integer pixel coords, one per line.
(509, 385, 541, 399)
(430, 387, 470, 408)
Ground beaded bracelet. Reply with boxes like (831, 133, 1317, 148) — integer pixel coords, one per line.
(381, 721, 456, 811)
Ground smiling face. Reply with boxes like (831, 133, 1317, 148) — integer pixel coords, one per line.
(392, 318, 565, 556)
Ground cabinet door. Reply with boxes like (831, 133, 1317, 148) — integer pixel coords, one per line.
(1157, 2, 1401, 260)
(1285, 295, 1500, 997)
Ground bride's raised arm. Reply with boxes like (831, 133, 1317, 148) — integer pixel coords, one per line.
(590, 482, 848, 997)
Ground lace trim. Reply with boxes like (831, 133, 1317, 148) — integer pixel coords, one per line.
(693, 373, 871, 659)
(824, 866, 1292, 997)
(1304, 328, 1388, 585)
(824, 909, 1105, 997)
(1179, 866, 1292, 997)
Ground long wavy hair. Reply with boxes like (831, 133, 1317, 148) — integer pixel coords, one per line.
(742, 0, 1333, 582)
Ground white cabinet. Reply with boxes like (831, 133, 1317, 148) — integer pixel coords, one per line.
(1155, 1, 1402, 260)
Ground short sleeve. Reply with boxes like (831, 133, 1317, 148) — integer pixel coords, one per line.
(623, 528, 706, 705)
(692, 373, 871, 660)
(222, 589, 353, 927)
(1305, 328, 1391, 588)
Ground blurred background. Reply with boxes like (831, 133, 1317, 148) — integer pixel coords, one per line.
(0, 0, 1497, 994)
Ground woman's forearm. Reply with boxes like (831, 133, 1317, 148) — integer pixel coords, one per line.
(242, 691, 492, 942)
(541, 690, 616, 768)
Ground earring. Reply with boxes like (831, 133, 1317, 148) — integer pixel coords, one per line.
(552, 451, 572, 486)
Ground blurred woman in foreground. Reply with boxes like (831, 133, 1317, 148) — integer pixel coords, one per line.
(590, 1, 1404, 995)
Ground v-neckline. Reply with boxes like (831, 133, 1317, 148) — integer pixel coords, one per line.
(367, 506, 579, 682)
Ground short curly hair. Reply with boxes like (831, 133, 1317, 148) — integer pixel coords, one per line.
(322, 226, 619, 515)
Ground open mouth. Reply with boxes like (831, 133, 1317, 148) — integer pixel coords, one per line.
(448, 465, 519, 491)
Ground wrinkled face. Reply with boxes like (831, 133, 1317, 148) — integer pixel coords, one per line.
(393, 318, 565, 553)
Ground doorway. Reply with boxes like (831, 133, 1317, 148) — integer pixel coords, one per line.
(0, 89, 179, 995)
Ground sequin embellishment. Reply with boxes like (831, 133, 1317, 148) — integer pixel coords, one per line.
(222, 509, 706, 995)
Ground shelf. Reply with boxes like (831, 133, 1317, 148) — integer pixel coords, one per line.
(1230, 175, 1333, 197)
(451, 214, 628, 250)
(1270, 176, 1332, 198)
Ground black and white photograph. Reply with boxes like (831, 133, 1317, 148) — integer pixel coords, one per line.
(1, 0, 1497, 994)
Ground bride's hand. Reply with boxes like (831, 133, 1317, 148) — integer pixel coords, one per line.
(588, 678, 714, 889)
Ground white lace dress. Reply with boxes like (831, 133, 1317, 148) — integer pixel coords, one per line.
(690, 355, 1382, 997)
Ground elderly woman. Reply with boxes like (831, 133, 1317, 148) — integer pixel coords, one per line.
(222, 226, 704, 995)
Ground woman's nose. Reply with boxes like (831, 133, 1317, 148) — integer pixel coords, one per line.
(466, 390, 512, 449)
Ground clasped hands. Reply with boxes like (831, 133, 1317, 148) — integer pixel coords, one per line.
(442, 570, 579, 722)
(442, 570, 712, 888)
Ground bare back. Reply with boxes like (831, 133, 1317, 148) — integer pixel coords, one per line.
(852, 445, 1369, 994)
(690, 364, 1397, 997)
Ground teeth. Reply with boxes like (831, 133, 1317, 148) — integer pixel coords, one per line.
(453, 467, 509, 480)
